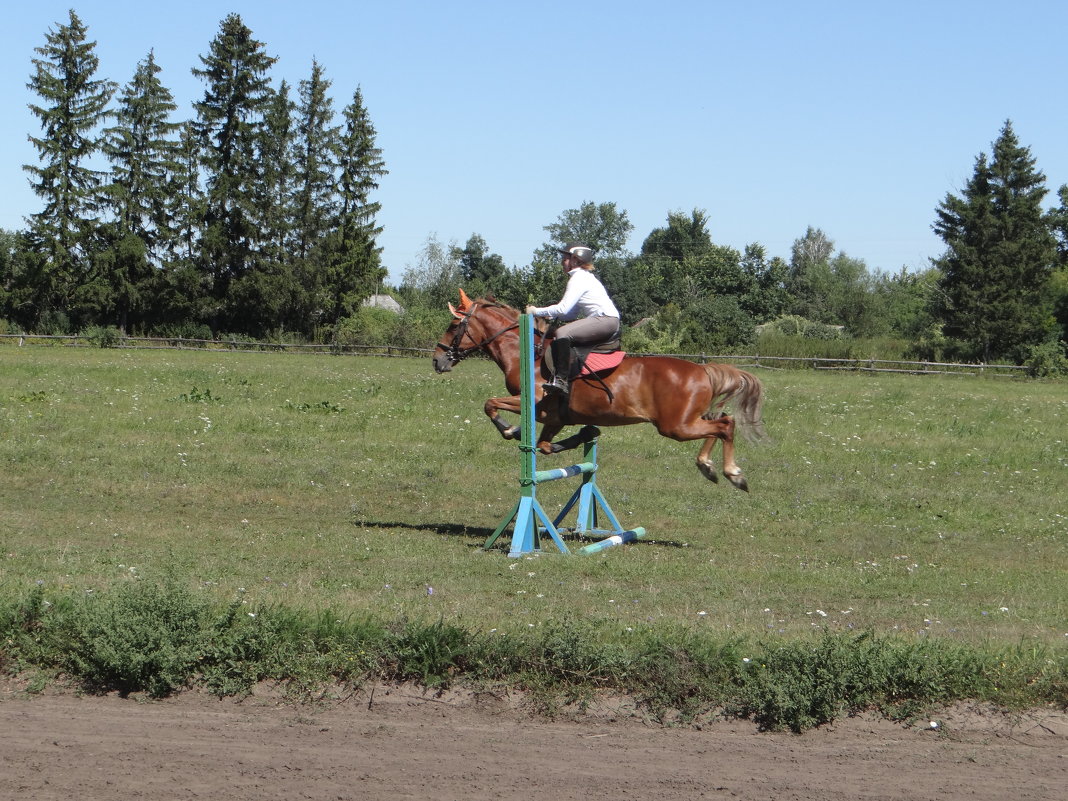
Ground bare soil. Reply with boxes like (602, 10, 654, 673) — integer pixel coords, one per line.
(1, 682, 1065, 801)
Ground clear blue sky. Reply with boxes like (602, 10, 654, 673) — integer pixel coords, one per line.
(3, 1, 1066, 283)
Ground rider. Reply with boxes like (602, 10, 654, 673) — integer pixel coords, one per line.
(525, 243, 621, 397)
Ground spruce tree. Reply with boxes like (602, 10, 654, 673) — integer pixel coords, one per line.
(933, 121, 1057, 361)
(101, 51, 180, 331)
(192, 13, 277, 328)
(151, 119, 214, 332)
(293, 60, 339, 262)
(228, 78, 300, 337)
(1048, 185, 1068, 340)
(24, 10, 115, 328)
(320, 87, 387, 323)
(171, 121, 206, 265)
(104, 51, 180, 253)
(256, 80, 296, 264)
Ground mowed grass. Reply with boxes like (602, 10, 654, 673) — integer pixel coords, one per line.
(1, 345, 1065, 649)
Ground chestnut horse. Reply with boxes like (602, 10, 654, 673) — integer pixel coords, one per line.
(432, 291, 765, 491)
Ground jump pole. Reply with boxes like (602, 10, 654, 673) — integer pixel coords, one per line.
(484, 314, 646, 557)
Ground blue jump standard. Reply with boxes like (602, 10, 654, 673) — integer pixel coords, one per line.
(484, 314, 646, 557)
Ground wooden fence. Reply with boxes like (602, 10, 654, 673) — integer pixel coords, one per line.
(0, 333, 1031, 376)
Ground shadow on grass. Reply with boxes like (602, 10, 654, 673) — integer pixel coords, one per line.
(351, 519, 687, 549)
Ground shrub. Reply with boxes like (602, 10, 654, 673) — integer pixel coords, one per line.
(80, 325, 123, 348)
(37, 309, 71, 335)
(385, 618, 481, 689)
(1025, 340, 1068, 377)
(334, 306, 401, 348)
(762, 315, 844, 340)
(56, 581, 207, 697)
(149, 321, 214, 341)
(682, 296, 757, 353)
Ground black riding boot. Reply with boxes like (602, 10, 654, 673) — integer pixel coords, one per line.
(543, 339, 573, 396)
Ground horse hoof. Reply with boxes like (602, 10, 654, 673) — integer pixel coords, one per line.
(697, 462, 719, 483)
(503, 426, 520, 440)
(726, 473, 749, 492)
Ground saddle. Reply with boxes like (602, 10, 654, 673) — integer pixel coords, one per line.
(542, 334, 625, 381)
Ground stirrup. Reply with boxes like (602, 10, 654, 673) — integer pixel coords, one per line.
(542, 377, 569, 396)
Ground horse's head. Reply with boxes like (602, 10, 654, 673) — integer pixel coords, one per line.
(432, 289, 519, 373)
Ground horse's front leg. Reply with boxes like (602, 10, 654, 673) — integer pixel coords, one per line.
(485, 396, 522, 439)
(545, 425, 601, 454)
(536, 422, 565, 454)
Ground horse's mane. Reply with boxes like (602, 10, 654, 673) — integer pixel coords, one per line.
(473, 296, 519, 319)
(466, 294, 553, 338)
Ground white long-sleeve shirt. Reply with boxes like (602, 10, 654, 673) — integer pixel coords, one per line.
(529, 268, 620, 321)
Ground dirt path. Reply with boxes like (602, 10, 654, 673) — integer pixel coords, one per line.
(1, 684, 1065, 801)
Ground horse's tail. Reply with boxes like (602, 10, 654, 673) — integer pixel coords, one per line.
(702, 363, 767, 442)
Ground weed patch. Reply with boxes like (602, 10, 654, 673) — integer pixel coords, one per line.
(5, 585, 1063, 730)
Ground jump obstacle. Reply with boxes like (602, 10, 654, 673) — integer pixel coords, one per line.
(484, 314, 647, 557)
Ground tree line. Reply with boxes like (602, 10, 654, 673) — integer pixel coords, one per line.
(394, 125, 1067, 369)
(2, 12, 1067, 370)
(2, 10, 386, 340)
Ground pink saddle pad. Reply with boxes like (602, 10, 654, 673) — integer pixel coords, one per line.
(581, 351, 625, 375)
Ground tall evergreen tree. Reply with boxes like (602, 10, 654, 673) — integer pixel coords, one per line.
(1049, 184, 1068, 268)
(171, 121, 205, 265)
(933, 121, 1057, 361)
(228, 78, 301, 337)
(192, 14, 277, 328)
(256, 80, 296, 263)
(150, 119, 215, 332)
(293, 60, 339, 262)
(24, 10, 115, 328)
(104, 51, 180, 254)
(100, 51, 181, 331)
(1047, 184, 1068, 340)
(319, 87, 387, 323)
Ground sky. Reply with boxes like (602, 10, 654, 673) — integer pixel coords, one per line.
(3, 1, 1067, 284)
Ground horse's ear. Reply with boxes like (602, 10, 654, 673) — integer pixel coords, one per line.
(458, 288, 473, 310)
(448, 302, 463, 319)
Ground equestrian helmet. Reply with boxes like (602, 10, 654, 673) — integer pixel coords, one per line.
(556, 243, 595, 264)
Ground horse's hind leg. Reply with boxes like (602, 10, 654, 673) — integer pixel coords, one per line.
(662, 415, 749, 491)
(710, 415, 748, 491)
(695, 436, 719, 484)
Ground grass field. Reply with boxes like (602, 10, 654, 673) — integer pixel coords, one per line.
(1, 345, 1065, 723)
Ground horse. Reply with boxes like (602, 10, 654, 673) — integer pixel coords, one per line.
(432, 290, 766, 491)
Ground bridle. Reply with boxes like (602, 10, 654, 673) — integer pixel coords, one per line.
(436, 302, 523, 366)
